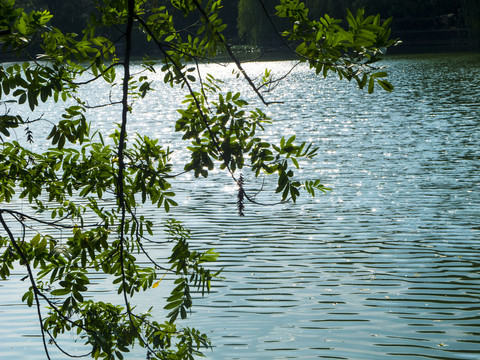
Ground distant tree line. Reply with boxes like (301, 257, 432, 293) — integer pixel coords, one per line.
(237, 0, 479, 46)
(13, 0, 480, 47)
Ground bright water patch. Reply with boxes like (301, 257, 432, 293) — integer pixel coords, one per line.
(1, 53, 480, 359)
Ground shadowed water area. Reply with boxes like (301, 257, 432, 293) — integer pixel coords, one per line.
(0, 53, 479, 359)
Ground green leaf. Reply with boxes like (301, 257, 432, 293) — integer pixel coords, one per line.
(27, 292, 33, 307)
(31, 233, 41, 246)
(17, 17, 27, 35)
(368, 76, 375, 94)
(51, 288, 71, 296)
(377, 80, 394, 92)
(372, 71, 388, 78)
(291, 157, 299, 169)
(164, 299, 183, 310)
(346, 9, 357, 29)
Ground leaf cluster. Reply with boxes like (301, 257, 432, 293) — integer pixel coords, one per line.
(276, 1, 400, 93)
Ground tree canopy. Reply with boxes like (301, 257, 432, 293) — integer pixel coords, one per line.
(0, 0, 398, 358)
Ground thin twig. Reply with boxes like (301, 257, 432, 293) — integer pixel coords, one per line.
(191, 0, 282, 106)
(3, 208, 96, 229)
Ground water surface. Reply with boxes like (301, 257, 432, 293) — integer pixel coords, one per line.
(1, 53, 479, 359)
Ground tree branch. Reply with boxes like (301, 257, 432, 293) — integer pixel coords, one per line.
(0, 211, 52, 360)
(190, 0, 282, 106)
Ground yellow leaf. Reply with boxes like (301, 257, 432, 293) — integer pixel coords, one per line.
(152, 272, 168, 288)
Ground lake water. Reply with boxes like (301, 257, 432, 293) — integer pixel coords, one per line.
(1, 53, 480, 359)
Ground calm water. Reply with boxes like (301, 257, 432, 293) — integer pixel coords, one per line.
(0, 53, 479, 359)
